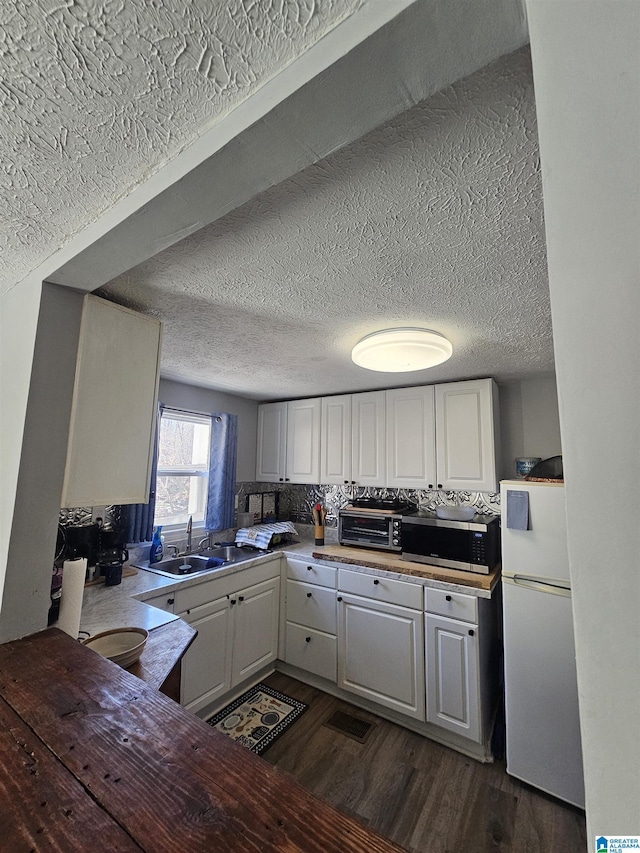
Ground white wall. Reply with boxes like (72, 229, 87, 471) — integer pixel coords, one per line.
(527, 0, 640, 841)
(0, 283, 84, 641)
(158, 379, 258, 483)
(498, 374, 562, 480)
(0, 279, 41, 612)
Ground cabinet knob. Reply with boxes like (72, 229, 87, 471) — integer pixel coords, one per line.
(305, 636, 311, 643)
(186, 609, 191, 615)
(428, 484, 433, 489)
(167, 598, 175, 605)
(307, 566, 312, 571)
(468, 629, 475, 637)
(285, 477, 290, 482)
(344, 480, 349, 485)
(306, 592, 312, 598)
(351, 480, 356, 485)
(446, 595, 452, 602)
(373, 579, 379, 585)
(238, 595, 244, 602)
(230, 599, 236, 606)
(279, 478, 284, 482)
(437, 483, 443, 489)
(337, 596, 343, 602)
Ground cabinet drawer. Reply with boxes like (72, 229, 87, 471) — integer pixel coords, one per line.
(338, 568, 422, 610)
(286, 557, 337, 588)
(285, 622, 337, 682)
(286, 580, 336, 634)
(425, 588, 478, 623)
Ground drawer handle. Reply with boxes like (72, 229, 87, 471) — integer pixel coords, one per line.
(306, 592, 312, 598)
(337, 596, 343, 602)
(305, 636, 311, 643)
(446, 595, 452, 602)
(468, 629, 475, 637)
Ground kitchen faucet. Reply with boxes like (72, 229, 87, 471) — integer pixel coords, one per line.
(186, 515, 193, 554)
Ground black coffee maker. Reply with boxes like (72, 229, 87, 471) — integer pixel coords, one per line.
(95, 529, 128, 587)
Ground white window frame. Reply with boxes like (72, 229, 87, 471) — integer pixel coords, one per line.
(154, 408, 211, 538)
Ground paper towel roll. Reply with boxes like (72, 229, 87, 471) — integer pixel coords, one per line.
(57, 558, 87, 639)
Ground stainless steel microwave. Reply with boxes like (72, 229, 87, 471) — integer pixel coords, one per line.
(401, 513, 500, 573)
(338, 509, 403, 552)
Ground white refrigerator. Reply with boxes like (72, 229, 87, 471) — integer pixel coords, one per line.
(500, 480, 585, 809)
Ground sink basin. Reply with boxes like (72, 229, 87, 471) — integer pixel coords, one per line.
(201, 545, 263, 563)
(138, 546, 269, 577)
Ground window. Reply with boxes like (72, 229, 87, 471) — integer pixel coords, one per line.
(154, 409, 211, 529)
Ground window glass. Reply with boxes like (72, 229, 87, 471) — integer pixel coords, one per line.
(155, 411, 210, 528)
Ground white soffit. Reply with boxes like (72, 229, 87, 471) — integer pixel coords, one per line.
(1, 0, 412, 295)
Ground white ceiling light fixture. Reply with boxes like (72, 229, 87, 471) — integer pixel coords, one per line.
(351, 328, 453, 372)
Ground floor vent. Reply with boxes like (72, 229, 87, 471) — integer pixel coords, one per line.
(323, 710, 375, 743)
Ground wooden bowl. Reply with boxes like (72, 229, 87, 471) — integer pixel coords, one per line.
(83, 627, 148, 668)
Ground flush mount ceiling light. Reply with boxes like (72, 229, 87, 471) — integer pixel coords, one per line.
(351, 328, 453, 372)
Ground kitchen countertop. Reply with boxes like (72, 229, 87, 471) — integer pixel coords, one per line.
(0, 628, 407, 853)
(307, 544, 500, 597)
(78, 549, 284, 638)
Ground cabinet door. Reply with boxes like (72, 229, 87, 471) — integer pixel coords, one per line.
(320, 395, 352, 485)
(338, 593, 425, 721)
(231, 577, 280, 686)
(351, 391, 386, 487)
(386, 386, 436, 488)
(286, 398, 321, 484)
(180, 596, 232, 712)
(435, 378, 498, 492)
(256, 402, 287, 482)
(426, 613, 480, 742)
(62, 295, 162, 507)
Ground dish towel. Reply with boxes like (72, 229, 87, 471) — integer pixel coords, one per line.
(235, 522, 297, 550)
(205, 413, 238, 532)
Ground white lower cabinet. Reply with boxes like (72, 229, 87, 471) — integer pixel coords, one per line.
(176, 563, 280, 715)
(181, 596, 232, 710)
(424, 587, 496, 744)
(426, 613, 479, 742)
(337, 584, 425, 722)
(283, 557, 338, 682)
(230, 576, 280, 685)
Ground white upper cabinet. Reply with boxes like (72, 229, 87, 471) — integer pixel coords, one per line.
(61, 295, 161, 508)
(256, 398, 320, 483)
(285, 398, 321, 484)
(256, 401, 287, 482)
(435, 378, 499, 492)
(351, 391, 386, 487)
(320, 395, 352, 485)
(386, 386, 437, 489)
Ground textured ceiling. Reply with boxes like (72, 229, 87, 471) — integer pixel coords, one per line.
(0, 0, 362, 294)
(101, 46, 552, 400)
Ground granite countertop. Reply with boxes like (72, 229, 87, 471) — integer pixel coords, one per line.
(78, 549, 284, 638)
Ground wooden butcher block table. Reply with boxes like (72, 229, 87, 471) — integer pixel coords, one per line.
(0, 628, 405, 853)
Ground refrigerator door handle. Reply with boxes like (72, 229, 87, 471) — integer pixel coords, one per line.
(504, 573, 572, 597)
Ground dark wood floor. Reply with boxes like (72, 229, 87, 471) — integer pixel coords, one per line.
(262, 672, 587, 853)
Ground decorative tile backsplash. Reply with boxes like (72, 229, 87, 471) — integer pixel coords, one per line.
(61, 483, 500, 542)
(237, 482, 500, 527)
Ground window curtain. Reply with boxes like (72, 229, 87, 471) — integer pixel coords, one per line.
(119, 402, 163, 544)
(205, 413, 238, 532)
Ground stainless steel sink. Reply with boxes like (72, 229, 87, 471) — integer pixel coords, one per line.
(137, 546, 269, 577)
